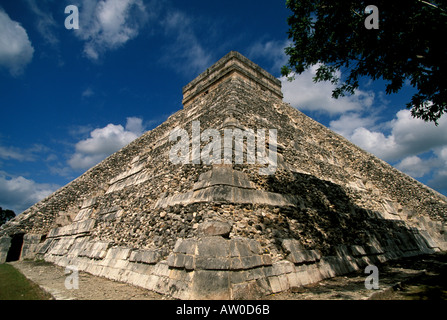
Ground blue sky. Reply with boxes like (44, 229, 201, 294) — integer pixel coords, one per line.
(1, 0, 446, 214)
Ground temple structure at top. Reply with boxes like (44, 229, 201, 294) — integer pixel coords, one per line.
(182, 51, 283, 108)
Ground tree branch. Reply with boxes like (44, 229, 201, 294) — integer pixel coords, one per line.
(417, 0, 445, 12)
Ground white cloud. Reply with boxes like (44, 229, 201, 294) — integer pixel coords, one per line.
(0, 172, 58, 214)
(329, 113, 378, 138)
(350, 126, 399, 160)
(161, 10, 213, 75)
(68, 117, 145, 170)
(124, 116, 144, 135)
(250, 37, 446, 195)
(0, 143, 49, 162)
(329, 108, 447, 194)
(249, 39, 374, 114)
(0, 145, 28, 162)
(82, 87, 94, 98)
(74, 0, 148, 60)
(338, 109, 447, 162)
(26, 0, 59, 45)
(426, 146, 447, 192)
(0, 8, 34, 76)
(247, 39, 290, 74)
(395, 156, 434, 178)
(280, 67, 375, 115)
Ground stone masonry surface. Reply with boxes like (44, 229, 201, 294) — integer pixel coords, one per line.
(1, 51, 446, 299)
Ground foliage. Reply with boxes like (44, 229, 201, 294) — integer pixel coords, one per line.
(0, 207, 15, 226)
(282, 0, 447, 124)
(0, 264, 52, 300)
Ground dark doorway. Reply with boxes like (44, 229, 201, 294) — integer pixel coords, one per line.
(6, 233, 24, 262)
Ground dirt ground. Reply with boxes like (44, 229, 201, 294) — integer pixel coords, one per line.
(269, 252, 447, 300)
(8, 252, 447, 300)
(9, 260, 170, 300)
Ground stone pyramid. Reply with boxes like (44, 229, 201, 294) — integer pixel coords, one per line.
(1, 51, 446, 299)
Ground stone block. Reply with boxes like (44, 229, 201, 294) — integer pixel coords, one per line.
(418, 230, 439, 249)
(78, 241, 110, 259)
(153, 261, 170, 277)
(173, 238, 197, 255)
(168, 252, 186, 268)
(276, 274, 289, 292)
(286, 249, 321, 264)
(81, 197, 97, 209)
(154, 275, 170, 295)
(20, 234, 42, 260)
(269, 260, 295, 276)
(67, 238, 88, 256)
(262, 254, 272, 266)
(74, 208, 93, 222)
(286, 271, 301, 288)
(168, 268, 191, 282)
(240, 255, 264, 269)
(37, 238, 55, 255)
(334, 245, 351, 258)
(230, 257, 244, 270)
(281, 239, 304, 253)
(0, 236, 11, 264)
(197, 237, 229, 257)
(105, 247, 131, 260)
(191, 270, 231, 299)
(47, 219, 96, 238)
(184, 255, 195, 270)
(167, 277, 189, 299)
(130, 249, 162, 265)
(246, 239, 262, 255)
(305, 264, 323, 284)
(230, 270, 250, 284)
(144, 274, 160, 291)
(55, 212, 73, 226)
(128, 261, 152, 274)
(195, 256, 231, 270)
(316, 258, 337, 279)
(198, 220, 232, 237)
(230, 239, 251, 257)
(350, 245, 367, 257)
(268, 276, 282, 293)
(231, 279, 269, 300)
(320, 256, 348, 276)
(365, 243, 385, 255)
(245, 267, 266, 281)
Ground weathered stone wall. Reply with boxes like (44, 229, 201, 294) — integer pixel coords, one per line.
(1, 51, 446, 299)
(0, 236, 11, 263)
(182, 51, 283, 107)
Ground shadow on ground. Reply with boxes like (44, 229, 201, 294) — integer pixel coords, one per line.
(266, 252, 447, 300)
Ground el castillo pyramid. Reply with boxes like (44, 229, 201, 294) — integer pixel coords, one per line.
(1, 51, 446, 299)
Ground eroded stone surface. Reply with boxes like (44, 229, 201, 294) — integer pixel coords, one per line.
(1, 51, 446, 299)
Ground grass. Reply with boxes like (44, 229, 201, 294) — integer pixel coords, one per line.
(0, 264, 52, 300)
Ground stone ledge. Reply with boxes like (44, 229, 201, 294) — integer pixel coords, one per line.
(129, 249, 162, 265)
(0, 236, 11, 263)
(47, 219, 96, 238)
(154, 185, 295, 208)
(167, 237, 271, 271)
(182, 51, 283, 108)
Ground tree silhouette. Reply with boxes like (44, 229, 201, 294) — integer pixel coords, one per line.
(282, 0, 447, 124)
(0, 207, 15, 226)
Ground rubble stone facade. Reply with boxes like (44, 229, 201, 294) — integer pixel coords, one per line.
(1, 51, 446, 299)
